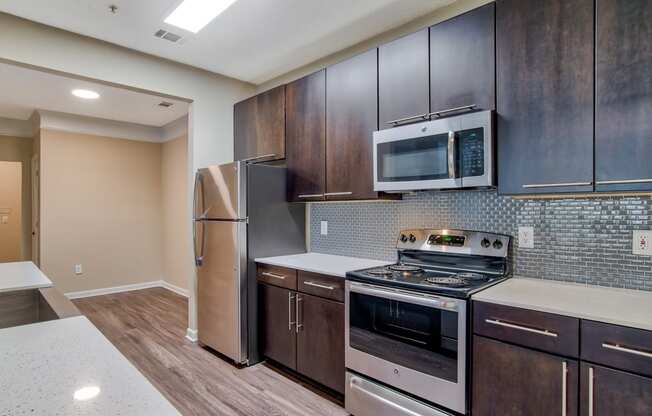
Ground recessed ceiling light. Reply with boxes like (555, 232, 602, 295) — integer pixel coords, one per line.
(164, 0, 238, 34)
(73, 386, 101, 401)
(72, 89, 100, 100)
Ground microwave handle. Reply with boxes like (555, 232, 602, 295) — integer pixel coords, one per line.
(448, 131, 458, 180)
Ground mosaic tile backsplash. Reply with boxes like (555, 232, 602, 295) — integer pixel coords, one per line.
(309, 190, 652, 291)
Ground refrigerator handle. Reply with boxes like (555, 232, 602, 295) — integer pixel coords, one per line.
(193, 171, 205, 220)
(193, 220, 206, 267)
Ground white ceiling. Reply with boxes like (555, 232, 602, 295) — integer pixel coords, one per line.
(0, 62, 188, 126)
(0, 0, 455, 84)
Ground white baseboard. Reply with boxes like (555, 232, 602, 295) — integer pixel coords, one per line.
(65, 280, 190, 299)
(186, 328, 198, 342)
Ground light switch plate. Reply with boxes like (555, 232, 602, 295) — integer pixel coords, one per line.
(0, 215, 8, 224)
(74, 264, 83, 275)
(518, 226, 534, 249)
(320, 221, 328, 236)
(633, 230, 652, 256)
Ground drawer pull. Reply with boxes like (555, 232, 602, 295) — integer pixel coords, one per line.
(261, 272, 286, 280)
(304, 281, 335, 291)
(485, 319, 558, 338)
(596, 178, 652, 185)
(324, 191, 353, 197)
(523, 181, 592, 189)
(561, 361, 568, 416)
(298, 194, 324, 199)
(602, 342, 652, 358)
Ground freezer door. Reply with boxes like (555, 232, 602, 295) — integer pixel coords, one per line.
(197, 220, 247, 363)
(194, 162, 246, 220)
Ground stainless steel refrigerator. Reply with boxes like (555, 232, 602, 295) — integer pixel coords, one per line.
(193, 161, 305, 365)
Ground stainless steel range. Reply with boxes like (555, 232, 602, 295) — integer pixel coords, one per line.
(345, 229, 511, 416)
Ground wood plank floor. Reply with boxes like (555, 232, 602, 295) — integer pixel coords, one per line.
(74, 288, 348, 416)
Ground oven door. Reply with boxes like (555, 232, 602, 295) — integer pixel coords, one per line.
(345, 281, 467, 414)
(373, 117, 462, 192)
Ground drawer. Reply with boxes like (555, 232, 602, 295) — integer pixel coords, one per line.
(298, 271, 344, 302)
(473, 301, 579, 357)
(581, 320, 652, 378)
(256, 263, 297, 290)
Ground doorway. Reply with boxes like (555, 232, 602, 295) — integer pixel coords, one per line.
(0, 161, 22, 262)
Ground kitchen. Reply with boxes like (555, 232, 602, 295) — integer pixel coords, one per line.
(1, 0, 651, 415)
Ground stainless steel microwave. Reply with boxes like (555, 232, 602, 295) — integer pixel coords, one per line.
(373, 110, 494, 192)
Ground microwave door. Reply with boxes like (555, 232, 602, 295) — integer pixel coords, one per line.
(460, 110, 494, 188)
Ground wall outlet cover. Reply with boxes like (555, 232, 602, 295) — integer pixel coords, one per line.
(518, 226, 534, 249)
(633, 230, 652, 256)
(74, 264, 83, 275)
(320, 221, 328, 236)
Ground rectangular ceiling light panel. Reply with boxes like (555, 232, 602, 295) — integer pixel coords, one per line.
(164, 0, 238, 33)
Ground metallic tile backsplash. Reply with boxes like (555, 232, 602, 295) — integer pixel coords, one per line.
(309, 190, 652, 291)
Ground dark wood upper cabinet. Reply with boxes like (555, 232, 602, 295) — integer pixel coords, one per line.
(496, 0, 594, 195)
(259, 283, 296, 370)
(296, 294, 345, 394)
(286, 70, 326, 202)
(379, 29, 430, 126)
(234, 85, 285, 162)
(595, 0, 652, 192)
(473, 336, 579, 416)
(326, 49, 379, 201)
(430, 3, 495, 114)
(580, 363, 652, 416)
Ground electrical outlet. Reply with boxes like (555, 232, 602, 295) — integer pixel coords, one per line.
(633, 230, 652, 256)
(0, 215, 8, 224)
(320, 221, 328, 236)
(518, 226, 534, 249)
(74, 264, 83, 275)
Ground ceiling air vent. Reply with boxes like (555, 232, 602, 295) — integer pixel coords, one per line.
(158, 102, 174, 108)
(154, 29, 183, 43)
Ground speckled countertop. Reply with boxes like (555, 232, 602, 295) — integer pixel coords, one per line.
(0, 316, 180, 416)
(0, 261, 52, 293)
(255, 252, 392, 277)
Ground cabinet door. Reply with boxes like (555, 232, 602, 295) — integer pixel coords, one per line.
(259, 283, 296, 370)
(286, 70, 326, 202)
(430, 3, 495, 113)
(326, 49, 379, 201)
(595, 0, 652, 192)
(473, 336, 578, 416)
(234, 85, 285, 162)
(581, 363, 652, 416)
(496, 0, 594, 195)
(296, 293, 345, 393)
(379, 29, 429, 126)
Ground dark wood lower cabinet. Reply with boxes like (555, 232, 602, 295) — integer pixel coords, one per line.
(580, 363, 652, 416)
(297, 293, 345, 394)
(259, 283, 296, 370)
(473, 336, 578, 416)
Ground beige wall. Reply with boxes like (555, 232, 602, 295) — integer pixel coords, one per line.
(0, 162, 22, 262)
(0, 135, 33, 261)
(162, 134, 192, 291)
(39, 129, 163, 293)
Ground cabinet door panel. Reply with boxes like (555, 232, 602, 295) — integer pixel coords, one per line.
(473, 336, 578, 416)
(430, 3, 495, 113)
(496, 0, 594, 195)
(326, 49, 379, 200)
(595, 0, 652, 192)
(259, 284, 296, 370)
(379, 29, 429, 126)
(286, 70, 326, 201)
(296, 293, 345, 393)
(581, 363, 652, 416)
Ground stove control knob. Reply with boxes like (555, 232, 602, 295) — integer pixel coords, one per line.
(493, 239, 503, 250)
(400, 234, 408, 243)
(481, 238, 491, 248)
(409, 234, 417, 243)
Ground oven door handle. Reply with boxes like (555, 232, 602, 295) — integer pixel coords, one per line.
(348, 282, 459, 312)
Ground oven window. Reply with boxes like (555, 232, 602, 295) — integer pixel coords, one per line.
(377, 133, 455, 182)
(349, 291, 459, 382)
(460, 127, 485, 178)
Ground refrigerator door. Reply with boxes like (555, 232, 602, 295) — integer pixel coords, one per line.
(197, 220, 247, 363)
(194, 162, 246, 221)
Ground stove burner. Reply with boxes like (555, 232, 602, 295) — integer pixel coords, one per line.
(424, 277, 467, 287)
(455, 272, 487, 281)
(388, 264, 423, 273)
(367, 268, 393, 276)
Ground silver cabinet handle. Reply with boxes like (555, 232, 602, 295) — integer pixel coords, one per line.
(241, 153, 277, 163)
(602, 342, 652, 358)
(485, 319, 558, 337)
(304, 281, 335, 291)
(427, 104, 476, 118)
(561, 361, 568, 416)
(288, 293, 295, 331)
(596, 178, 652, 185)
(298, 193, 324, 199)
(295, 294, 303, 333)
(261, 272, 286, 280)
(386, 113, 430, 126)
(324, 191, 353, 197)
(588, 366, 594, 416)
(523, 182, 592, 189)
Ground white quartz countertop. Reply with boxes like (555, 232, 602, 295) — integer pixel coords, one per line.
(0, 316, 180, 416)
(255, 252, 392, 277)
(0, 261, 53, 293)
(473, 278, 652, 331)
